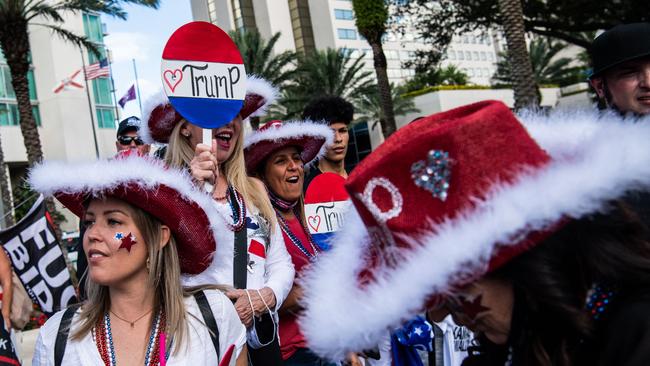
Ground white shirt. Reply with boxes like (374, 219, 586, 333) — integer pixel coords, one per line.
(32, 290, 246, 366)
(182, 201, 295, 309)
(436, 315, 473, 366)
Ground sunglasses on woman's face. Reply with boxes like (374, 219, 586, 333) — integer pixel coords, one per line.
(118, 136, 144, 146)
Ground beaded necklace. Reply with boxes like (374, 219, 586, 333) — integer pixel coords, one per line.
(275, 207, 320, 260)
(221, 184, 246, 232)
(94, 309, 167, 366)
(268, 188, 298, 211)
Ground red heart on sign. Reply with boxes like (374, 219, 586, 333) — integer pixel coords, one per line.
(163, 69, 183, 92)
(307, 215, 321, 232)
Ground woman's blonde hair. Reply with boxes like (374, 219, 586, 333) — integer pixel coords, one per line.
(165, 117, 275, 227)
(72, 200, 188, 355)
(164, 120, 194, 169)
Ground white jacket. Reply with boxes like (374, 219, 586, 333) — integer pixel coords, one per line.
(182, 201, 295, 309)
(32, 290, 246, 365)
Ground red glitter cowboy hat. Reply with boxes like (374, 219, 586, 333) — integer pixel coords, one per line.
(243, 120, 333, 174)
(140, 75, 278, 144)
(299, 100, 650, 358)
(28, 156, 223, 275)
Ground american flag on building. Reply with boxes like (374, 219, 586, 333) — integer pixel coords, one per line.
(84, 58, 110, 80)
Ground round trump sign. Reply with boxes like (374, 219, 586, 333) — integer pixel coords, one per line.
(161, 21, 247, 128)
(304, 173, 351, 251)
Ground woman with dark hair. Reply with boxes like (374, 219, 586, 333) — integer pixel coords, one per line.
(243, 120, 334, 365)
(296, 101, 650, 366)
(457, 202, 650, 366)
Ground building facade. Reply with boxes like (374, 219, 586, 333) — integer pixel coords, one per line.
(0, 11, 117, 230)
(190, 0, 501, 86)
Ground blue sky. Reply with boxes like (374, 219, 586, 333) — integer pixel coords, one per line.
(102, 1, 192, 119)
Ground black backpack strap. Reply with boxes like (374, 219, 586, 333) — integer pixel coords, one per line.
(54, 305, 80, 366)
(194, 290, 220, 360)
(230, 188, 248, 290)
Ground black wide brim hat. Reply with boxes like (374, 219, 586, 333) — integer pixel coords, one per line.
(589, 22, 650, 79)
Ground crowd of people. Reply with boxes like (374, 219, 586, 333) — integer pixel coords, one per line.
(16, 22, 650, 366)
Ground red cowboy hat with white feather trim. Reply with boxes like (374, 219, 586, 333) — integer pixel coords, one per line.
(243, 120, 334, 174)
(29, 156, 221, 275)
(141, 75, 278, 144)
(299, 101, 650, 359)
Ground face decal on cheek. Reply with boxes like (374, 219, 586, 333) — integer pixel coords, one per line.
(114, 232, 124, 241)
(457, 294, 490, 321)
(117, 232, 137, 252)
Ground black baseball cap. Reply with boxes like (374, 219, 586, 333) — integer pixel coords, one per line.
(589, 23, 650, 79)
(117, 116, 141, 138)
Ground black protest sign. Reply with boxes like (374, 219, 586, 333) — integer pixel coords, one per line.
(0, 312, 19, 365)
(0, 195, 77, 316)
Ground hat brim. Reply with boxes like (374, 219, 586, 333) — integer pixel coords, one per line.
(29, 157, 225, 275)
(244, 121, 334, 173)
(590, 51, 650, 79)
(298, 109, 650, 359)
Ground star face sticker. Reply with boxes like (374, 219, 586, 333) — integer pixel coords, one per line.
(114, 232, 124, 241)
(457, 294, 490, 321)
(118, 232, 137, 252)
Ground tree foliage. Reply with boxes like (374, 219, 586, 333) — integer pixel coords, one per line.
(273, 48, 376, 119)
(355, 84, 420, 128)
(229, 30, 297, 86)
(403, 65, 469, 93)
(492, 37, 588, 86)
(394, 0, 650, 72)
(352, 0, 389, 43)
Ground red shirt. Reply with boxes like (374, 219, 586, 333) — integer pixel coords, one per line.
(278, 216, 317, 360)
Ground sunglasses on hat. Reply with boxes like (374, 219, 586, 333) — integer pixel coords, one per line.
(117, 136, 144, 146)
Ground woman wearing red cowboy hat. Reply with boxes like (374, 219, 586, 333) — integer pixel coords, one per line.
(298, 101, 650, 366)
(143, 76, 295, 366)
(29, 156, 247, 366)
(243, 119, 334, 365)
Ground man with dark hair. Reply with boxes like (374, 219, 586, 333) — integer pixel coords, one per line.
(301, 95, 354, 190)
(589, 23, 650, 116)
(115, 116, 150, 155)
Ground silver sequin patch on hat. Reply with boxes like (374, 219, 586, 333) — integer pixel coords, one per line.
(410, 149, 452, 201)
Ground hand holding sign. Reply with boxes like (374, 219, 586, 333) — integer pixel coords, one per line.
(162, 21, 247, 193)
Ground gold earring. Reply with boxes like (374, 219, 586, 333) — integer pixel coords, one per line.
(182, 132, 190, 138)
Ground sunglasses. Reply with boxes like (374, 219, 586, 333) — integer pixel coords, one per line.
(118, 136, 144, 146)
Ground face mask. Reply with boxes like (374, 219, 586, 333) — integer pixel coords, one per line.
(244, 289, 278, 349)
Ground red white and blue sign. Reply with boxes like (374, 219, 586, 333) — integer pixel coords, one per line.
(161, 22, 247, 128)
(304, 173, 351, 251)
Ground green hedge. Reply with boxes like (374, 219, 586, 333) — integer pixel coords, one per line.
(402, 84, 560, 98)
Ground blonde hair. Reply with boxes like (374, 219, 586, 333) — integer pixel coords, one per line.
(164, 120, 194, 169)
(72, 201, 188, 355)
(165, 116, 276, 228)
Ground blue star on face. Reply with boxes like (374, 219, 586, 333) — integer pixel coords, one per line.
(114, 232, 124, 240)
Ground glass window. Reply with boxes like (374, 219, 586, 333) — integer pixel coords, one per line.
(465, 51, 471, 60)
(480, 51, 487, 61)
(462, 35, 468, 43)
(337, 28, 357, 40)
(488, 52, 494, 61)
(0, 103, 40, 126)
(334, 9, 354, 20)
(483, 68, 490, 77)
(0, 48, 4, 63)
(1, 66, 15, 99)
(458, 51, 464, 60)
(92, 77, 112, 105)
(87, 45, 107, 65)
(473, 51, 479, 60)
(466, 69, 474, 77)
(96, 107, 115, 129)
(470, 35, 476, 44)
(27, 69, 37, 100)
(83, 13, 103, 43)
(449, 50, 456, 60)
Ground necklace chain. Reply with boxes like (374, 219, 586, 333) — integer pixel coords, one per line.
(95, 309, 166, 366)
(109, 308, 153, 328)
(275, 208, 320, 260)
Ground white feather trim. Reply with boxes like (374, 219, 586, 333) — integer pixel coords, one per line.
(28, 157, 228, 278)
(140, 91, 173, 144)
(244, 120, 334, 163)
(299, 108, 650, 359)
(246, 75, 279, 118)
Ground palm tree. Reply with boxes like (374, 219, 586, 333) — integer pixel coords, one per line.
(0, 1, 160, 166)
(277, 48, 375, 119)
(496, 0, 539, 110)
(0, 133, 12, 227)
(352, 0, 397, 138)
(229, 30, 297, 128)
(403, 65, 469, 92)
(492, 37, 587, 86)
(355, 84, 420, 132)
